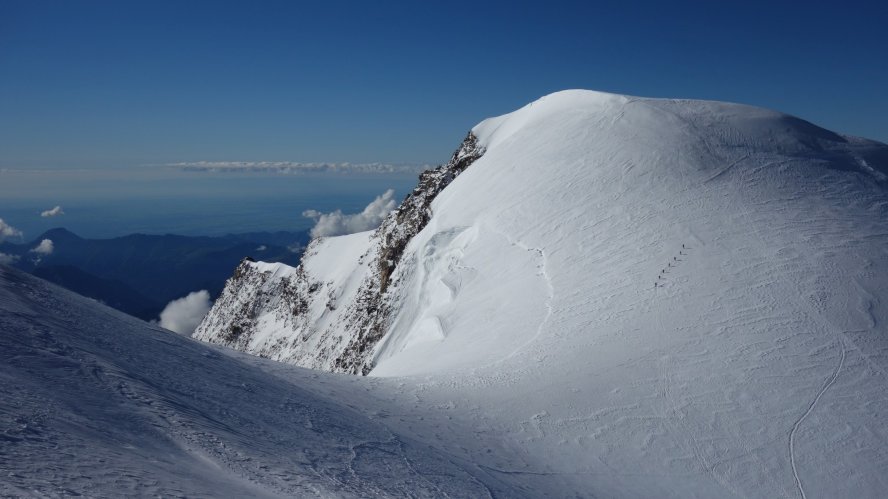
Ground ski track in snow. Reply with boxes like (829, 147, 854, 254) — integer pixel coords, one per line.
(789, 339, 846, 499)
(484, 224, 555, 366)
(730, 158, 864, 498)
(702, 154, 750, 184)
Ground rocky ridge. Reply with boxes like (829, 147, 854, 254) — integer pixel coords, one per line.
(194, 133, 484, 374)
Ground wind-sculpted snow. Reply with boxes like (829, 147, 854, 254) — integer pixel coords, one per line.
(197, 89, 888, 496)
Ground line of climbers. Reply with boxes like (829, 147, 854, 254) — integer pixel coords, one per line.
(654, 243, 689, 289)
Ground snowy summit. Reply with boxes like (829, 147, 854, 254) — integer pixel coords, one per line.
(6, 89, 888, 497)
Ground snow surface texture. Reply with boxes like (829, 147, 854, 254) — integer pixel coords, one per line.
(0, 266, 520, 497)
(42, 89, 888, 496)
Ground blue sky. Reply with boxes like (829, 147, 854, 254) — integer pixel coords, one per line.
(1, 0, 886, 169)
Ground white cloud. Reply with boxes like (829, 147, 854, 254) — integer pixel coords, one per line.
(158, 290, 213, 336)
(40, 205, 65, 217)
(256, 245, 267, 251)
(303, 189, 396, 238)
(30, 239, 54, 255)
(0, 218, 22, 241)
(164, 161, 431, 175)
(0, 252, 19, 265)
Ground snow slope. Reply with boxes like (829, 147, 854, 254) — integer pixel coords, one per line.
(0, 266, 520, 497)
(199, 89, 888, 497)
(372, 90, 888, 497)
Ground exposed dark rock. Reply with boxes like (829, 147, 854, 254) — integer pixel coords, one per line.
(332, 132, 484, 374)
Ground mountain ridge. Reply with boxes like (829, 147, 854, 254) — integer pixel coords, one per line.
(194, 133, 484, 373)
(198, 89, 888, 375)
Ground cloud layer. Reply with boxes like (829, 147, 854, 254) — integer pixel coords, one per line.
(0, 253, 19, 265)
(166, 161, 430, 175)
(303, 189, 396, 238)
(0, 218, 22, 241)
(41, 205, 65, 217)
(30, 239, 54, 255)
(158, 290, 213, 335)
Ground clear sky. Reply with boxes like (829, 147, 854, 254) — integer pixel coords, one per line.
(1, 0, 886, 169)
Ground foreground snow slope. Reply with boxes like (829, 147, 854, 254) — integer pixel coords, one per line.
(0, 266, 521, 497)
(201, 89, 888, 496)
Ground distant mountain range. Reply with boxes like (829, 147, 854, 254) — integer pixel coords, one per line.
(0, 227, 307, 320)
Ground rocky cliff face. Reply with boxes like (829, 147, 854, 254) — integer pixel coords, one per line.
(333, 132, 484, 374)
(194, 133, 484, 374)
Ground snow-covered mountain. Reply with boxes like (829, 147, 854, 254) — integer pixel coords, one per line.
(198, 89, 888, 374)
(194, 90, 888, 496)
(8, 89, 888, 497)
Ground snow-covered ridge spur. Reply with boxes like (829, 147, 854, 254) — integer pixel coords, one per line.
(194, 132, 484, 374)
(197, 88, 888, 380)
